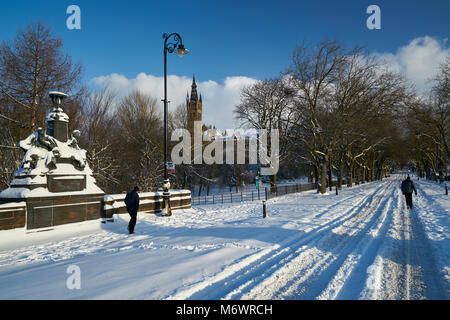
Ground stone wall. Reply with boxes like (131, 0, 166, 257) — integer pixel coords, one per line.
(25, 193, 104, 229)
(0, 190, 191, 231)
(103, 190, 191, 218)
(0, 202, 27, 230)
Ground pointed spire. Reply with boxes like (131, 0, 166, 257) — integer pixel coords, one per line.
(199, 94, 202, 102)
(190, 74, 198, 102)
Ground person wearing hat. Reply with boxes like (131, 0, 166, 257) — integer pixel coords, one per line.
(124, 186, 140, 234)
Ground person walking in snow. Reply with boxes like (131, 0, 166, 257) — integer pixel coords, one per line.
(401, 175, 418, 209)
(125, 186, 140, 234)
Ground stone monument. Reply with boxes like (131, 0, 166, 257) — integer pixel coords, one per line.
(0, 91, 105, 230)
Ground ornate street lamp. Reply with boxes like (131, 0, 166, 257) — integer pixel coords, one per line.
(161, 33, 188, 216)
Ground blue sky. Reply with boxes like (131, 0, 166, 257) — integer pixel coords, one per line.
(0, 0, 449, 129)
(0, 0, 448, 81)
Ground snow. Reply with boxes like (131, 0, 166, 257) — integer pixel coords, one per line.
(52, 176, 85, 180)
(49, 91, 68, 97)
(46, 110, 69, 122)
(104, 190, 190, 202)
(0, 202, 26, 213)
(0, 187, 31, 199)
(0, 173, 448, 300)
(0, 183, 104, 199)
(0, 202, 26, 209)
(10, 175, 46, 186)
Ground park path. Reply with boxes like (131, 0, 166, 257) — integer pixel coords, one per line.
(0, 174, 448, 299)
(169, 175, 449, 300)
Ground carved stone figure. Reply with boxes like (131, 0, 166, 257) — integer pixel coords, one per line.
(36, 127, 58, 151)
(18, 128, 60, 173)
(68, 130, 81, 150)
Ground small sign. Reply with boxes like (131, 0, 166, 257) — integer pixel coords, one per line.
(167, 162, 175, 174)
(255, 176, 262, 190)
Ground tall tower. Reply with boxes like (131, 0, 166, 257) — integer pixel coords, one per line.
(186, 75, 202, 134)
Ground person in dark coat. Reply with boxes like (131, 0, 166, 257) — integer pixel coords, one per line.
(125, 186, 140, 234)
(401, 175, 418, 209)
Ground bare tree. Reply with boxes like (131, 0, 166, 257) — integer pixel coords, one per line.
(0, 21, 83, 190)
(114, 91, 164, 192)
(235, 77, 294, 189)
(287, 40, 347, 193)
(78, 87, 120, 193)
(0, 21, 83, 132)
(287, 40, 410, 192)
(402, 57, 449, 180)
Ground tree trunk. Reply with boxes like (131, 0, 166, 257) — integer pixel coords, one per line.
(356, 165, 360, 184)
(338, 163, 344, 188)
(314, 165, 319, 185)
(272, 174, 277, 193)
(328, 156, 333, 191)
(198, 183, 203, 196)
(348, 162, 354, 187)
(320, 156, 328, 194)
(182, 171, 187, 189)
(371, 161, 375, 181)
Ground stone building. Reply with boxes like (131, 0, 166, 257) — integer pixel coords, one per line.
(186, 75, 202, 135)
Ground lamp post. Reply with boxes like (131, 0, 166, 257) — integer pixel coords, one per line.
(161, 33, 188, 216)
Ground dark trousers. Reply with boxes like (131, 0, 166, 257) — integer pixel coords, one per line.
(404, 192, 413, 209)
(127, 208, 137, 233)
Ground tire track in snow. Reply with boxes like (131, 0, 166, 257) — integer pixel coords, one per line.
(351, 176, 447, 300)
(240, 179, 398, 300)
(267, 176, 447, 300)
(329, 182, 399, 299)
(167, 179, 392, 300)
(398, 181, 448, 299)
(315, 184, 398, 300)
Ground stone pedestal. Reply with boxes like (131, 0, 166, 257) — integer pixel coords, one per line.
(47, 175, 87, 192)
(0, 193, 103, 230)
(27, 193, 103, 229)
(47, 119, 68, 143)
(0, 91, 105, 230)
(47, 91, 69, 142)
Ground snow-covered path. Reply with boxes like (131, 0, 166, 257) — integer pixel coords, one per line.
(0, 174, 448, 299)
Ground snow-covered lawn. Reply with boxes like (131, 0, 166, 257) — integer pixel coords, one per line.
(0, 173, 448, 300)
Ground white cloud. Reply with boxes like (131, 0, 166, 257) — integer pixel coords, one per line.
(90, 36, 449, 130)
(91, 73, 258, 130)
(375, 36, 449, 93)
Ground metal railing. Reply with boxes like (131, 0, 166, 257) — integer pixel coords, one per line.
(191, 182, 318, 206)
